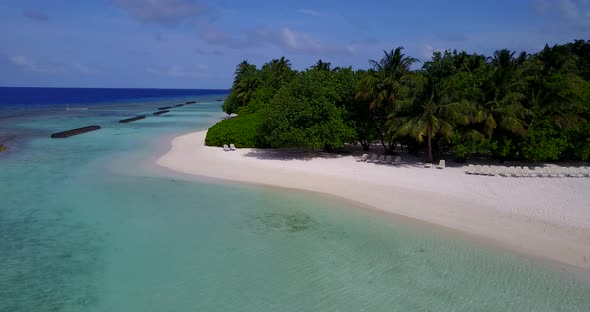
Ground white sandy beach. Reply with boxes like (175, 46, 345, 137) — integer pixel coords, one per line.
(157, 130, 590, 271)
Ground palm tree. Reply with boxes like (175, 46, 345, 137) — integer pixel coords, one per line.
(234, 60, 256, 84)
(311, 59, 331, 71)
(395, 76, 468, 163)
(267, 56, 293, 89)
(234, 75, 259, 107)
(525, 45, 582, 128)
(470, 49, 529, 137)
(357, 47, 418, 153)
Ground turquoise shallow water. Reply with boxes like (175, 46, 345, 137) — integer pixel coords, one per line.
(1, 95, 590, 311)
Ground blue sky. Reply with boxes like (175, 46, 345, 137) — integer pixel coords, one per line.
(0, 0, 588, 89)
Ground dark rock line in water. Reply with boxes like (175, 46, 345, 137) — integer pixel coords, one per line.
(49, 99, 200, 138)
(118, 116, 146, 123)
(51, 125, 101, 138)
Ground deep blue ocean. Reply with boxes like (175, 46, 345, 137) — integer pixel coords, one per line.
(0, 87, 228, 108)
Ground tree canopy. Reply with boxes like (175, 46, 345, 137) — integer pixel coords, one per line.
(208, 39, 590, 162)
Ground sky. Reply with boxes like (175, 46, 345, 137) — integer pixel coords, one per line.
(0, 0, 588, 89)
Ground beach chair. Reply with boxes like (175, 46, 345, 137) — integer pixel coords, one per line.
(526, 167, 538, 178)
(474, 165, 484, 175)
(481, 165, 491, 176)
(375, 155, 385, 164)
(581, 167, 590, 177)
(436, 160, 446, 169)
(569, 167, 582, 178)
(425, 163, 433, 168)
(393, 156, 401, 166)
(466, 164, 475, 174)
(356, 153, 369, 162)
(366, 154, 378, 163)
(383, 155, 392, 164)
(555, 167, 566, 178)
(223, 144, 230, 151)
(488, 166, 497, 176)
(522, 167, 533, 178)
(230, 144, 236, 151)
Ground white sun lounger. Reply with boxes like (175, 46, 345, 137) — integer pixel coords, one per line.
(356, 153, 369, 162)
(230, 143, 236, 151)
(375, 155, 385, 164)
(488, 166, 497, 176)
(474, 165, 484, 175)
(466, 164, 475, 174)
(436, 160, 446, 169)
(581, 167, 590, 177)
(383, 155, 392, 164)
(481, 165, 491, 176)
(223, 144, 230, 151)
(500, 166, 510, 177)
(393, 156, 401, 166)
(366, 154, 378, 163)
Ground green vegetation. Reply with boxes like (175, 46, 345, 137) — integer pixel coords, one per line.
(207, 39, 590, 163)
(0, 144, 7, 152)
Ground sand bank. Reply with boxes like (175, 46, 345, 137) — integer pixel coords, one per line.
(157, 130, 590, 271)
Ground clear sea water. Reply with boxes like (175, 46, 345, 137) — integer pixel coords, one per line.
(1, 88, 589, 311)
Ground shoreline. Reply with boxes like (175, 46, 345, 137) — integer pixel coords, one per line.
(157, 130, 590, 272)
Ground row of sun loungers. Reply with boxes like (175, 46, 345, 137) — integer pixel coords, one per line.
(223, 144, 236, 151)
(357, 154, 402, 166)
(465, 164, 590, 177)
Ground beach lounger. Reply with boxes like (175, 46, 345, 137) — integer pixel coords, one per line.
(489, 166, 497, 176)
(436, 160, 446, 169)
(526, 167, 538, 178)
(481, 165, 491, 176)
(383, 155, 392, 164)
(506, 166, 516, 177)
(366, 154, 378, 163)
(223, 144, 230, 151)
(425, 163, 433, 168)
(568, 167, 582, 178)
(393, 156, 401, 166)
(466, 164, 475, 174)
(356, 153, 369, 162)
(474, 165, 483, 175)
(501, 166, 510, 177)
(522, 167, 534, 178)
(230, 144, 236, 151)
(555, 167, 566, 178)
(581, 167, 590, 177)
(375, 155, 385, 164)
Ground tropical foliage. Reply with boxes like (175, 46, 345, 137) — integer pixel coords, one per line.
(207, 39, 590, 162)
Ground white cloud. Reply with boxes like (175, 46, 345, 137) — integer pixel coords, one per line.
(536, 0, 590, 31)
(74, 63, 97, 74)
(296, 9, 320, 16)
(146, 65, 207, 78)
(114, 0, 210, 27)
(10, 55, 65, 73)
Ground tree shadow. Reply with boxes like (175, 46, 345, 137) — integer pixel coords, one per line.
(243, 148, 343, 161)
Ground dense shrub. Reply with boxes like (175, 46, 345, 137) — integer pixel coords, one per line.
(205, 113, 264, 148)
(520, 122, 569, 161)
